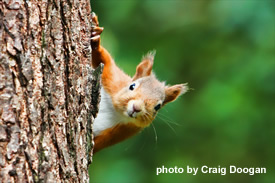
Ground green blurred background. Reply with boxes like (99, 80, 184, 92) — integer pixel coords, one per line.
(89, 0, 275, 183)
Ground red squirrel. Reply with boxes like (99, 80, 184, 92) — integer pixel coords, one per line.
(91, 13, 188, 153)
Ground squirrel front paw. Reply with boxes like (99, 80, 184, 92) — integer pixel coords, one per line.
(91, 12, 104, 49)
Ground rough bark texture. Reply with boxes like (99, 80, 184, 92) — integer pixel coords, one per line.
(0, 0, 101, 182)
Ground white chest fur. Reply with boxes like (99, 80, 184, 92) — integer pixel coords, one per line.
(93, 87, 130, 136)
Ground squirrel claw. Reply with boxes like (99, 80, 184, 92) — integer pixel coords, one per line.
(91, 12, 103, 47)
(91, 35, 100, 41)
(92, 26, 104, 36)
(91, 12, 99, 26)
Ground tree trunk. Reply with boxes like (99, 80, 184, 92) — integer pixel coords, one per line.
(0, 0, 101, 182)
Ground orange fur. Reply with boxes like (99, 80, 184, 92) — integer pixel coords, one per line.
(92, 46, 131, 95)
(94, 123, 142, 153)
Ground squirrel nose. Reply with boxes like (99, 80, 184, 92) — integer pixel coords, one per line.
(133, 104, 141, 113)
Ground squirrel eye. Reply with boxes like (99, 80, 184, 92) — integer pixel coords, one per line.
(154, 104, 161, 111)
(129, 83, 136, 90)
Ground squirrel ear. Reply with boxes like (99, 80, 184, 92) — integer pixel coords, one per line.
(132, 51, 156, 81)
(163, 84, 188, 105)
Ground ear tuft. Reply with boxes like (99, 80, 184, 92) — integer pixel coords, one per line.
(132, 50, 156, 81)
(142, 50, 156, 63)
(163, 83, 188, 105)
(179, 83, 189, 95)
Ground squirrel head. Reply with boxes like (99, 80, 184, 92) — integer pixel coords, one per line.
(113, 51, 188, 128)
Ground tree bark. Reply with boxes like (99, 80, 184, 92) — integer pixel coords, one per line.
(0, 0, 101, 182)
